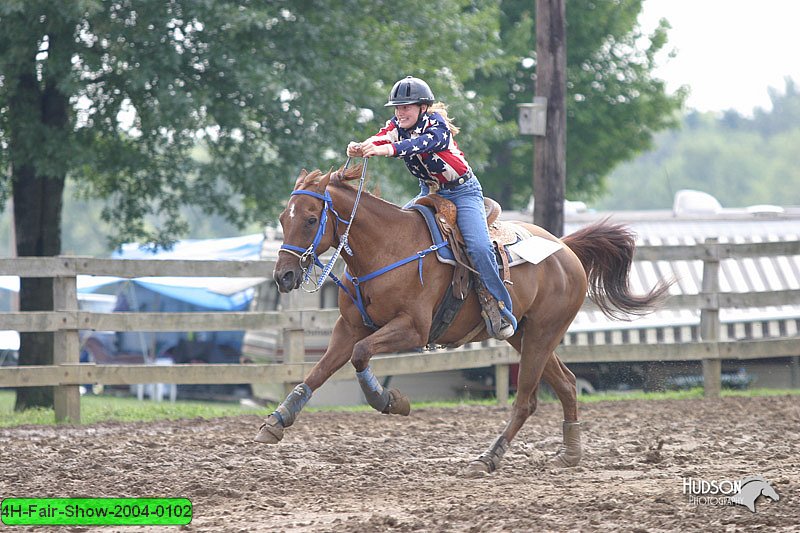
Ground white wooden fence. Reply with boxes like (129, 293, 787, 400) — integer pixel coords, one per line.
(1, 238, 799, 423)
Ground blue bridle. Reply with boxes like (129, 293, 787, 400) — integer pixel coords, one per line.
(279, 159, 449, 330)
(279, 188, 351, 285)
(279, 158, 366, 290)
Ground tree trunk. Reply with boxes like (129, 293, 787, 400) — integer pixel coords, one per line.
(10, 70, 68, 410)
(534, 0, 567, 237)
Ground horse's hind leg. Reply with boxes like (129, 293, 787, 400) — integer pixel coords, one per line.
(465, 325, 558, 476)
(467, 323, 581, 476)
(542, 354, 582, 467)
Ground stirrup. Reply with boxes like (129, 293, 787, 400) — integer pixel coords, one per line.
(477, 285, 505, 337)
(495, 320, 515, 340)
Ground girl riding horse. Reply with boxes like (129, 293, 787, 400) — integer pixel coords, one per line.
(347, 76, 515, 340)
(256, 158, 669, 475)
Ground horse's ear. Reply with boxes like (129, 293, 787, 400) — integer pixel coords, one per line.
(294, 168, 309, 189)
(317, 167, 334, 192)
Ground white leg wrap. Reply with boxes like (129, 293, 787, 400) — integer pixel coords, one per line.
(548, 421, 582, 467)
(356, 365, 392, 412)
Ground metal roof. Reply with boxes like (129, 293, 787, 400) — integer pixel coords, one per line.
(551, 208, 800, 345)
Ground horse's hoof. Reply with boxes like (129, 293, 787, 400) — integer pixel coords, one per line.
(386, 389, 411, 416)
(254, 419, 284, 444)
(462, 460, 491, 478)
(547, 451, 581, 468)
(547, 421, 581, 467)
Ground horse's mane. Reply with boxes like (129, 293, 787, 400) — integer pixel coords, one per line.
(294, 164, 405, 212)
(294, 164, 396, 208)
(297, 165, 363, 189)
(296, 168, 326, 188)
(334, 164, 365, 184)
(331, 164, 399, 209)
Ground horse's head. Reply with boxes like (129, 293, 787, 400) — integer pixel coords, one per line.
(273, 165, 366, 292)
(274, 167, 337, 292)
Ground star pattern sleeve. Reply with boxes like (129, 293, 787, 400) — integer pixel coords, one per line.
(391, 116, 450, 157)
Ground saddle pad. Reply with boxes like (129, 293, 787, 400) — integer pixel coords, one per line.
(407, 204, 456, 265)
(507, 234, 564, 264)
(408, 205, 562, 268)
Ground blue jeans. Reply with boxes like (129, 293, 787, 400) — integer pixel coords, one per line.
(405, 179, 517, 330)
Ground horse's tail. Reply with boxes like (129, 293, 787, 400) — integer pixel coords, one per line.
(562, 219, 671, 320)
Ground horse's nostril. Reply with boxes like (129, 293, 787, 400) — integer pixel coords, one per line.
(280, 271, 297, 289)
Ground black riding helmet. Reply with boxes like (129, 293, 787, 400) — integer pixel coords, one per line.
(384, 76, 435, 107)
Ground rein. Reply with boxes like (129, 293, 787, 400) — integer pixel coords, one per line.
(280, 157, 450, 330)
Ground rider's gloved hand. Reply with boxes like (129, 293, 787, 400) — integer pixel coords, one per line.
(361, 142, 394, 158)
(346, 141, 363, 157)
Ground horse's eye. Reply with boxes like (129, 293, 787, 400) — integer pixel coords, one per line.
(307, 217, 318, 226)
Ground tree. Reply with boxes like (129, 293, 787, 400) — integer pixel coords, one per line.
(750, 77, 800, 137)
(0, 0, 502, 409)
(469, 0, 686, 209)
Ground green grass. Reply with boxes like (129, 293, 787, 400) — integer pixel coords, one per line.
(575, 388, 706, 402)
(575, 387, 800, 403)
(718, 387, 800, 398)
(1, 387, 798, 428)
(0, 391, 257, 427)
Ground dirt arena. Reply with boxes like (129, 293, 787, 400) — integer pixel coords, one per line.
(1, 395, 797, 532)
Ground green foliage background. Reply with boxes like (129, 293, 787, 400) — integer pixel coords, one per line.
(1, 1, 684, 256)
(596, 79, 800, 210)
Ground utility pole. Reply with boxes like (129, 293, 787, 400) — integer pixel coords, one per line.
(533, 0, 567, 237)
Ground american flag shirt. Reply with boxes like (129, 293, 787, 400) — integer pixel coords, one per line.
(369, 111, 471, 186)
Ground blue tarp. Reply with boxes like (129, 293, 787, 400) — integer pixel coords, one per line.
(111, 233, 264, 261)
(3, 234, 267, 312)
(126, 279, 254, 311)
(94, 233, 266, 357)
(3, 234, 268, 364)
(81, 233, 266, 311)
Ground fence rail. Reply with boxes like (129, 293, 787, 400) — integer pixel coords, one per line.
(1, 238, 799, 423)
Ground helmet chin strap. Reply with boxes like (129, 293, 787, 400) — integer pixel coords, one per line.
(413, 104, 428, 125)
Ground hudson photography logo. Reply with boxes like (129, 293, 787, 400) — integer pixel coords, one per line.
(682, 475, 780, 512)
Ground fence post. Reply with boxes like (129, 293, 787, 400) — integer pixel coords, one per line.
(791, 356, 800, 388)
(700, 238, 722, 398)
(53, 267, 81, 423)
(282, 328, 305, 396)
(494, 362, 510, 405)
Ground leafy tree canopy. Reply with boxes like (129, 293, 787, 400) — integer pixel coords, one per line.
(0, 1, 684, 250)
(0, 0, 501, 249)
(465, 0, 686, 208)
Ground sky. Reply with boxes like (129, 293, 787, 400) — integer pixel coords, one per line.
(639, 0, 800, 115)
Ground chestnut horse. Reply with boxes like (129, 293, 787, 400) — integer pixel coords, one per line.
(255, 164, 669, 476)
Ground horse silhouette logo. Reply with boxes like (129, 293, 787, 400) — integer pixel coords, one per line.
(731, 476, 779, 513)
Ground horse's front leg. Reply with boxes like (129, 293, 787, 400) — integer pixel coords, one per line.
(351, 312, 425, 417)
(254, 316, 359, 444)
